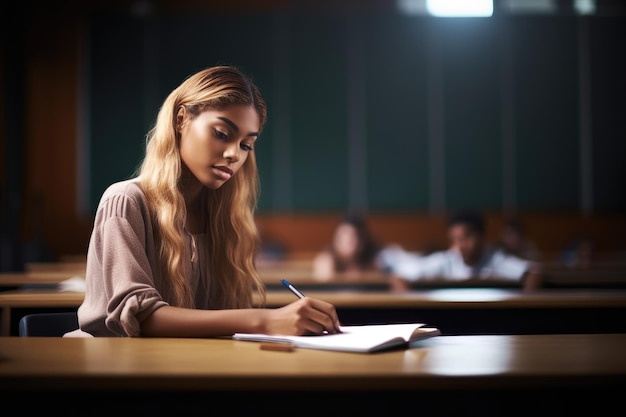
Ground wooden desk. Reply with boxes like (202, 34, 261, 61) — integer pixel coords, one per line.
(542, 267, 626, 288)
(262, 268, 626, 290)
(0, 290, 84, 336)
(0, 334, 625, 414)
(24, 261, 87, 274)
(0, 272, 82, 287)
(263, 288, 626, 309)
(260, 270, 390, 290)
(2, 288, 626, 336)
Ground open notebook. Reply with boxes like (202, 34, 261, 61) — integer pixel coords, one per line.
(233, 322, 441, 353)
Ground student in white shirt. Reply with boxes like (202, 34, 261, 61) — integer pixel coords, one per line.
(388, 210, 542, 292)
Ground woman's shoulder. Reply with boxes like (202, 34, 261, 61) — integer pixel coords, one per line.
(96, 178, 149, 217)
(101, 178, 144, 198)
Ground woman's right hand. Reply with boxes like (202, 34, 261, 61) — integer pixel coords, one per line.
(262, 297, 342, 336)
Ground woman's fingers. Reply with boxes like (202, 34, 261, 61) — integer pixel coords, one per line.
(296, 297, 341, 334)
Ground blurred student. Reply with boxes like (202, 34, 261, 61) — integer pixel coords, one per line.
(560, 236, 596, 269)
(69, 66, 340, 337)
(387, 209, 542, 292)
(497, 216, 541, 261)
(312, 213, 384, 281)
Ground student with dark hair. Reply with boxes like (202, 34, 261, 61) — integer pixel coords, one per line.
(312, 213, 384, 281)
(387, 209, 542, 292)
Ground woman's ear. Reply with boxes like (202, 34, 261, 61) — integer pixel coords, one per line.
(176, 106, 186, 131)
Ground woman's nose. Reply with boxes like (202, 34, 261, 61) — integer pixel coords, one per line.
(224, 143, 240, 162)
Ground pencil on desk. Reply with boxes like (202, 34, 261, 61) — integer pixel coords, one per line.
(260, 342, 295, 352)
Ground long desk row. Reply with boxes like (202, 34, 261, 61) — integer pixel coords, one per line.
(17, 259, 626, 289)
(2, 287, 626, 336)
(0, 334, 625, 414)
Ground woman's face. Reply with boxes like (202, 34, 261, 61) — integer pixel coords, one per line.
(333, 223, 360, 259)
(179, 104, 260, 190)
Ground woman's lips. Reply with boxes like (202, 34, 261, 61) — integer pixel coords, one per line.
(213, 166, 233, 180)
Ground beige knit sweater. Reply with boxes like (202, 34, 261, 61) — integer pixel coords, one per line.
(75, 178, 210, 337)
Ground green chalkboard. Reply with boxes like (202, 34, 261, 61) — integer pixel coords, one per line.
(86, 11, 626, 215)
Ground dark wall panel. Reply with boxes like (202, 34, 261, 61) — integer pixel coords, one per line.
(440, 18, 503, 210)
(590, 18, 626, 212)
(365, 15, 430, 211)
(89, 16, 147, 209)
(513, 17, 580, 210)
(289, 14, 349, 211)
(87, 12, 625, 215)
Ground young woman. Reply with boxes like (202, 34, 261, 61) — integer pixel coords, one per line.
(312, 213, 383, 281)
(71, 66, 340, 337)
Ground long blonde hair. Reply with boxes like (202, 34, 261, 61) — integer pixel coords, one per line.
(138, 66, 267, 308)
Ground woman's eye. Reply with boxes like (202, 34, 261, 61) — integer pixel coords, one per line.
(214, 128, 228, 139)
(241, 143, 253, 152)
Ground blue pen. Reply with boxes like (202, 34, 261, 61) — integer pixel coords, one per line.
(280, 278, 306, 299)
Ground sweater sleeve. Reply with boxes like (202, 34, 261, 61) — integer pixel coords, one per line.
(79, 181, 168, 337)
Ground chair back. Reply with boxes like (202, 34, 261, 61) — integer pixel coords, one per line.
(18, 311, 79, 336)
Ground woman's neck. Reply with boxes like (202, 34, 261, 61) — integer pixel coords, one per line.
(181, 177, 207, 235)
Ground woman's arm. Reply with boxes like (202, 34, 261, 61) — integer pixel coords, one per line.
(140, 296, 342, 337)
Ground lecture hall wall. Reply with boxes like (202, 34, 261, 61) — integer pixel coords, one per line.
(1, 1, 625, 266)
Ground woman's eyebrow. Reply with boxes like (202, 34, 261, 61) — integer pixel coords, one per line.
(217, 116, 259, 137)
(217, 116, 239, 132)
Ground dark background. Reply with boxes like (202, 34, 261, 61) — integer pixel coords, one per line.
(86, 2, 626, 213)
(2, 0, 625, 268)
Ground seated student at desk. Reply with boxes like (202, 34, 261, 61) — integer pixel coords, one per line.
(68, 66, 340, 338)
(560, 236, 597, 269)
(387, 210, 543, 292)
(497, 216, 541, 262)
(312, 213, 385, 281)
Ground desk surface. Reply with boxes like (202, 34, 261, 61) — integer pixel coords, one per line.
(0, 272, 82, 286)
(2, 288, 626, 309)
(1, 333, 625, 392)
(262, 288, 626, 308)
(6, 265, 626, 289)
(0, 289, 85, 307)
